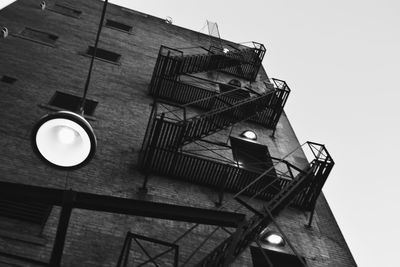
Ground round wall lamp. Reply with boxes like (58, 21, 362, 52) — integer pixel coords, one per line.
(240, 130, 257, 141)
(260, 231, 285, 246)
(31, 111, 97, 169)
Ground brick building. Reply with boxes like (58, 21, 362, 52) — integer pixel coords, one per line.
(0, 0, 357, 266)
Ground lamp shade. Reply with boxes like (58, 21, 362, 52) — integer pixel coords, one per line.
(31, 111, 97, 169)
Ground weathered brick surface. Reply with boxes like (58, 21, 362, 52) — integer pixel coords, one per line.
(0, 0, 356, 266)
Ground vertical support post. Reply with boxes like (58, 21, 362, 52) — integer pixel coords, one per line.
(173, 246, 179, 267)
(116, 232, 130, 267)
(49, 190, 75, 267)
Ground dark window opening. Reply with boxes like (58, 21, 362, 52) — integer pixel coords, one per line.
(19, 28, 58, 45)
(230, 136, 278, 190)
(105, 19, 132, 32)
(50, 4, 82, 18)
(86, 46, 121, 63)
(49, 91, 98, 116)
(1, 75, 17, 84)
(0, 198, 52, 236)
(251, 246, 305, 267)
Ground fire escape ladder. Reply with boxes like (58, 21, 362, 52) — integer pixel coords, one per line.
(195, 162, 322, 267)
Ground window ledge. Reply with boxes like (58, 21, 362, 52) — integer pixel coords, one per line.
(11, 34, 56, 48)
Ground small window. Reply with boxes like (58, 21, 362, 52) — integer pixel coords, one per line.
(50, 4, 82, 18)
(105, 19, 132, 32)
(86, 46, 121, 64)
(18, 28, 58, 45)
(49, 91, 98, 116)
(1, 75, 17, 84)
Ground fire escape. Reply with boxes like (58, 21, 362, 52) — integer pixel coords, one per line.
(138, 42, 335, 266)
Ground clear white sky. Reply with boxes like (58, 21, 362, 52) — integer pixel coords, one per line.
(2, 0, 399, 266)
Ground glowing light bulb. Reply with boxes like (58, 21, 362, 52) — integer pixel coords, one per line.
(242, 130, 257, 140)
(58, 126, 76, 144)
(266, 234, 283, 245)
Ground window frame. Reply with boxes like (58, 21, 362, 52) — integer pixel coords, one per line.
(105, 19, 133, 33)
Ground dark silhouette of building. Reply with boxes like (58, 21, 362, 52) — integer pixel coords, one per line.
(0, 0, 357, 266)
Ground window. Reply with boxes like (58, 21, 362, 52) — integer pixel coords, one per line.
(1, 75, 17, 84)
(230, 136, 277, 176)
(49, 4, 82, 18)
(48, 91, 98, 116)
(105, 19, 132, 32)
(86, 46, 121, 64)
(17, 28, 58, 46)
(250, 246, 305, 267)
(0, 198, 51, 239)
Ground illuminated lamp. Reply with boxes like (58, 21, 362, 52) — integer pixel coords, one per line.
(31, 111, 96, 169)
(260, 231, 285, 246)
(240, 130, 257, 141)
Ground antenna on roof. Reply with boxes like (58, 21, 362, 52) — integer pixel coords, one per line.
(206, 20, 220, 39)
(199, 20, 223, 48)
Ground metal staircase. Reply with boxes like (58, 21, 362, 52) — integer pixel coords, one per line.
(196, 145, 334, 266)
(139, 43, 335, 266)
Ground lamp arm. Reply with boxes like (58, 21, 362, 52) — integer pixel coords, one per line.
(79, 0, 108, 114)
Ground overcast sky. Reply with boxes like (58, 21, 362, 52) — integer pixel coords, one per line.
(2, 0, 399, 266)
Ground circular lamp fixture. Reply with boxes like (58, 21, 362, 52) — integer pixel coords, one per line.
(31, 111, 97, 169)
(240, 130, 257, 141)
(260, 231, 285, 246)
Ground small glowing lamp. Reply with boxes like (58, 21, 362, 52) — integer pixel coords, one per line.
(265, 233, 284, 245)
(260, 231, 285, 246)
(31, 111, 96, 169)
(240, 130, 257, 141)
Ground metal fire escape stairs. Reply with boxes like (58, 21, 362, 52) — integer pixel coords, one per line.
(138, 43, 335, 266)
(142, 43, 289, 150)
(195, 143, 334, 266)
